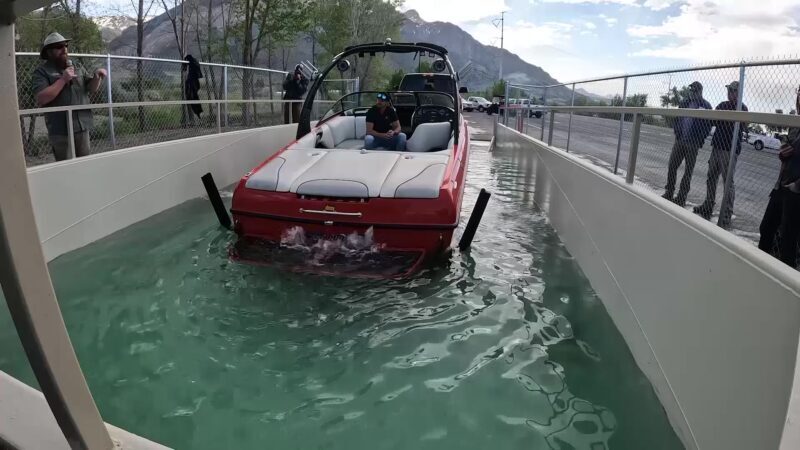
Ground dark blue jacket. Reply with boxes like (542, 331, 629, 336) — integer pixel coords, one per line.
(673, 98, 713, 148)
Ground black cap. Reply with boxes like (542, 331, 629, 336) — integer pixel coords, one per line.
(689, 81, 703, 91)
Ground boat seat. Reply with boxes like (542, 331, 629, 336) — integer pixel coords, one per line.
(245, 149, 328, 192)
(291, 151, 401, 197)
(379, 153, 449, 198)
(406, 122, 453, 152)
(246, 148, 451, 199)
(337, 139, 365, 149)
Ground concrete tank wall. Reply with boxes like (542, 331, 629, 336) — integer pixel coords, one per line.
(26, 125, 296, 261)
(495, 124, 800, 450)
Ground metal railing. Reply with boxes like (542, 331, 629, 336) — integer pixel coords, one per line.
(19, 98, 335, 166)
(499, 103, 800, 247)
(16, 52, 358, 163)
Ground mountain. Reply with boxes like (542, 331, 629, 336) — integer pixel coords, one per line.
(92, 16, 154, 44)
(104, 7, 572, 99)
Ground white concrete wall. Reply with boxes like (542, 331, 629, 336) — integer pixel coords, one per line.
(26, 125, 296, 261)
(496, 124, 800, 450)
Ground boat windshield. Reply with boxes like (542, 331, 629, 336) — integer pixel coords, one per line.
(321, 91, 455, 120)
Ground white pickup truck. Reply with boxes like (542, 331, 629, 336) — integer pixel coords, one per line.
(747, 132, 783, 151)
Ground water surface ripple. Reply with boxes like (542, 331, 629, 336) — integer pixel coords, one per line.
(0, 141, 682, 449)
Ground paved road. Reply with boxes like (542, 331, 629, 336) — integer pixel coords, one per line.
(464, 110, 781, 238)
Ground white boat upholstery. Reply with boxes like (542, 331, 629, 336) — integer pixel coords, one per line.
(379, 153, 449, 198)
(244, 115, 457, 198)
(245, 149, 328, 192)
(290, 151, 401, 197)
(406, 122, 453, 152)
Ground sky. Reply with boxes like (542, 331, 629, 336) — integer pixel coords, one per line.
(401, 0, 800, 105)
(88, 0, 800, 109)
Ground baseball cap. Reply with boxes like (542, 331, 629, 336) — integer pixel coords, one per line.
(688, 81, 703, 91)
(726, 81, 740, 91)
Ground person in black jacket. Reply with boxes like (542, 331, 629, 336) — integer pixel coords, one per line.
(183, 54, 203, 119)
(758, 86, 800, 268)
(283, 64, 308, 124)
(693, 81, 748, 227)
(663, 81, 713, 206)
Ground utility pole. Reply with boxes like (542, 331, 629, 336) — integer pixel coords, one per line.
(493, 11, 506, 82)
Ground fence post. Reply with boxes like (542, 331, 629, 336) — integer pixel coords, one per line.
(216, 101, 222, 134)
(717, 63, 747, 229)
(223, 65, 228, 128)
(503, 80, 510, 127)
(547, 111, 556, 146)
(105, 54, 116, 149)
(66, 109, 75, 159)
(566, 83, 576, 152)
(626, 113, 642, 184)
(540, 87, 548, 141)
(614, 76, 629, 174)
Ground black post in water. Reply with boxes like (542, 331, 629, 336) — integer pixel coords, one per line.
(459, 189, 491, 251)
(202, 173, 232, 229)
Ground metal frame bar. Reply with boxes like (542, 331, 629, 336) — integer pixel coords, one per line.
(547, 111, 555, 146)
(15, 52, 289, 74)
(105, 54, 116, 148)
(626, 113, 643, 184)
(717, 64, 747, 228)
(566, 83, 575, 152)
(19, 99, 304, 116)
(2, 23, 113, 450)
(614, 76, 629, 174)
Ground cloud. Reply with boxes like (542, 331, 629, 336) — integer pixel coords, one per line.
(642, 0, 681, 10)
(532, 0, 638, 5)
(401, 0, 509, 23)
(628, 0, 800, 60)
(583, 21, 598, 29)
(597, 14, 619, 26)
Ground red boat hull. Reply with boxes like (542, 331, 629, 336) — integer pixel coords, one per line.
(230, 119, 470, 267)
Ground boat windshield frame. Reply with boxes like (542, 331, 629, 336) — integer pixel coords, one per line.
(318, 90, 456, 122)
(296, 42, 462, 144)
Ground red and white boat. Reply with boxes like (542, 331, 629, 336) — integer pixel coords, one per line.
(230, 42, 470, 273)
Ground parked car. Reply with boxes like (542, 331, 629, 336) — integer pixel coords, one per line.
(467, 96, 492, 112)
(461, 97, 476, 112)
(748, 132, 783, 151)
(486, 95, 505, 116)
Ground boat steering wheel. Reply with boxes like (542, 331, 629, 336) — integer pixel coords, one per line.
(411, 105, 455, 132)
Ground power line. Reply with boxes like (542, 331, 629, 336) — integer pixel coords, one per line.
(492, 11, 506, 81)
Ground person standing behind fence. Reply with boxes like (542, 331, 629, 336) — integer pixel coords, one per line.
(31, 32, 106, 161)
(694, 81, 748, 227)
(183, 54, 203, 119)
(758, 87, 800, 268)
(283, 64, 308, 124)
(662, 81, 713, 206)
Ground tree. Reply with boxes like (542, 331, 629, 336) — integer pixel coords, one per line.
(15, 4, 103, 53)
(133, 0, 157, 131)
(231, 0, 310, 124)
(384, 68, 405, 91)
(313, 0, 405, 88)
(660, 85, 692, 108)
(491, 79, 506, 97)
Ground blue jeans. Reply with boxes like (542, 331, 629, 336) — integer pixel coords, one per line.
(364, 133, 407, 151)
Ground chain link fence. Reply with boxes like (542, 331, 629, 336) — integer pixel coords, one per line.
(503, 59, 800, 252)
(16, 53, 358, 167)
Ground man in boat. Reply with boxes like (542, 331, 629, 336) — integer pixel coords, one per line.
(364, 92, 407, 151)
(31, 32, 107, 161)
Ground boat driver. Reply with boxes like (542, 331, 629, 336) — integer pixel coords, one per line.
(364, 93, 407, 151)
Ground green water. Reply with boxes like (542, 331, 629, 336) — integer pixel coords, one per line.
(0, 142, 683, 449)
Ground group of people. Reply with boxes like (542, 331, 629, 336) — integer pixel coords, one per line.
(664, 80, 800, 267)
(32, 31, 310, 162)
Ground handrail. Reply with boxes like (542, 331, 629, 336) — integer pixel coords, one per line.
(516, 105, 800, 128)
(15, 51, 289, 74)
(18, 99, 335, 115)
(508, 57, 800, 90)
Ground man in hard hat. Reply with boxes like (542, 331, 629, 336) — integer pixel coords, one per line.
(31, 32, 107, 161)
